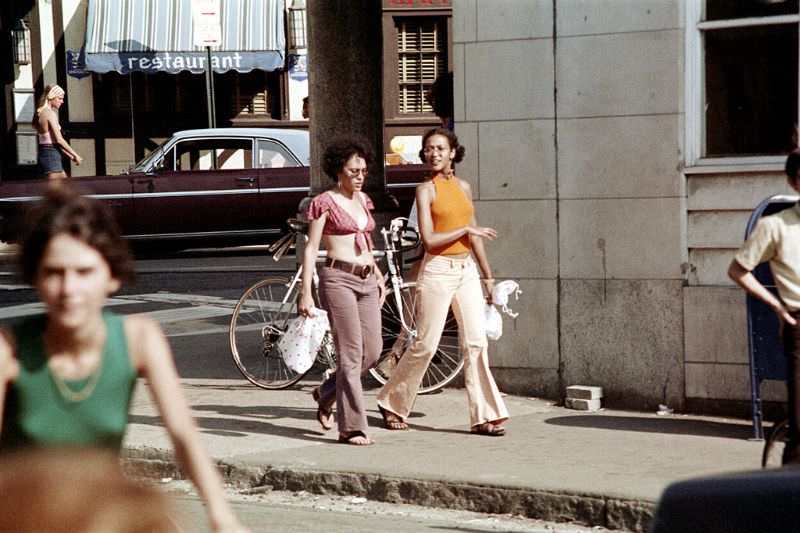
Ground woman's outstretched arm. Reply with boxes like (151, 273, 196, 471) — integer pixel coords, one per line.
(127, 316, 249, 533)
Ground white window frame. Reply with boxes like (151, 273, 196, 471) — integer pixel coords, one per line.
(684, 2, 800, 171)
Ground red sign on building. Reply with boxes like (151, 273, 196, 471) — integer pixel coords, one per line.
(384, 0, 452, 8)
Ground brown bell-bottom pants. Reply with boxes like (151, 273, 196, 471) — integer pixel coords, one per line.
(316, 266, 382, 433)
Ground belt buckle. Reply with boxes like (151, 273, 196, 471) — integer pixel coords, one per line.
(357, 264, 371, 278)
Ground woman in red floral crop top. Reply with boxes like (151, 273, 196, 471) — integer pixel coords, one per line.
(299, 138, 385, 446)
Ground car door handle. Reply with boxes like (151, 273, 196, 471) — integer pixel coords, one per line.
(134, 179, 155, 193)
(235, 177, 257, 185)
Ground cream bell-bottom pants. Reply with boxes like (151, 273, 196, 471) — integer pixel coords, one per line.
(377, 253, 509, 427)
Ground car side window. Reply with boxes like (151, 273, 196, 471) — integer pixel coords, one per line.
(257, 139, 299, 168)
(173, 138, 253, 171)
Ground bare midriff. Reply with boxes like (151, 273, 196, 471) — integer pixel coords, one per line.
(323, 233, 374, 266)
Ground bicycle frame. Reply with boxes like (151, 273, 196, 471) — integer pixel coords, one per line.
(230, 215, 458, 392)
(381, 218, 417, 339)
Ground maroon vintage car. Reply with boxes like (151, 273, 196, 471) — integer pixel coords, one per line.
(0, 128, 428, 247)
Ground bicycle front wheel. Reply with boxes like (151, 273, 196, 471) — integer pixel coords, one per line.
(229, 277, 306, 389)
(762, 418, 790, 468)
(370, 281, 463, 394)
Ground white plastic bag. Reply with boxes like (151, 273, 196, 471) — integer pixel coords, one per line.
(484, 303, 503, 341)
(278, 309, 329, 374)
(492, 280, 522, 318)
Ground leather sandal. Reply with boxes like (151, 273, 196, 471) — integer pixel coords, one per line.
(378, 405, 408, 430)
(338, 431, 375, 445)
(471, 422, 506, 437)
(312, 387, 334, 431)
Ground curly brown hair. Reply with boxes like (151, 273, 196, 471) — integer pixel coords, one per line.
(321, 137, 374, 180)
(19, 183, 135, 286)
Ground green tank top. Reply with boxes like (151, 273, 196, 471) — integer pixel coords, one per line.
(1, 311, 138, 451)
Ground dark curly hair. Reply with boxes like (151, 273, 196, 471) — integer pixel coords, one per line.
(418, 128, 465, 164)
(322, 137, 374, 180)
(19, 183, 135, 286)
(786, 148, 800, 183)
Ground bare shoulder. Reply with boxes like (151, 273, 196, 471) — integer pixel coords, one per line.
(417, 180, 434, 192)
(124, 313, 163, 335)
(416, 180, 435, 198)
(123, 315, 168, 371)
(456, 177, 473, 197)
(0, 327, 19, 380)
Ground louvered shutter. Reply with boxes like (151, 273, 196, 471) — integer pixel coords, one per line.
(396, 18, 444, 114)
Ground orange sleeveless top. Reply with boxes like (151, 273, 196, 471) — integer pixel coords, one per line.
(428, 175, 474, 255)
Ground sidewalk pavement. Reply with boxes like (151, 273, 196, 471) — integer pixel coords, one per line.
(123, 378, 764, 533)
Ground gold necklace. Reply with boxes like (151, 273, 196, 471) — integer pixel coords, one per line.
(44, 319, 106, 403)
(50, 363, 103, 403)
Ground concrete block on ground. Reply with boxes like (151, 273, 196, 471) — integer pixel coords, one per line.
(566, 385, 604, 400)
(565, 398, 602, 411)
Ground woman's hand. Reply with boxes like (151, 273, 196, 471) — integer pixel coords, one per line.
(482, 278, 495, 305)
(298, 291, 316, 318)
(468, 225, 497, 240)
(773, 302, 797, 339)
(375, 268, 387, 306)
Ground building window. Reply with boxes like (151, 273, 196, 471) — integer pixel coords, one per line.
(94, 72, 196, 118)
(223, 71, 280, 118)
(396, 17, 445, 114)
(94, 71, 280, 125)
(687, 1, 799, 165)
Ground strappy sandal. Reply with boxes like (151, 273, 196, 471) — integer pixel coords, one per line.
(338, 431, 375, 446)
(378, 405, 408, 430)
(471, 422, 506, 437)
(312, 387, 334, 431)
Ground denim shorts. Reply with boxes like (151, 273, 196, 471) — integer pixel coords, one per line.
(38, 145, 64, 174)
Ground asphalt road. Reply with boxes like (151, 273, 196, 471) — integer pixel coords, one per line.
(0, 245, 297, 381)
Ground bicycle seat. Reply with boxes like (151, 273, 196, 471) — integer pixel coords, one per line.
(287, 218, 309, 233)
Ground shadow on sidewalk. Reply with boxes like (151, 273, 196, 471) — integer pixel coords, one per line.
(545, 415, 751, 440)
(129, 403, 335, 443)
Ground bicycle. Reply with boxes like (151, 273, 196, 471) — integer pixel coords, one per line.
(762, 418, 789, 468)
(228, 217, 463, 393)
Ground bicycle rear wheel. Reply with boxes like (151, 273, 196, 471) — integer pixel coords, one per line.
(762, 418, 790, 468)
(229, 277, 306, 389)
(370, 281, 463, 394)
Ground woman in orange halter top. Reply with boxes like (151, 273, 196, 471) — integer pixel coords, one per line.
(376, 128, 509, 436)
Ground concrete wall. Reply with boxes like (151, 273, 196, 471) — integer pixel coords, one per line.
(454, 0, 687, 410)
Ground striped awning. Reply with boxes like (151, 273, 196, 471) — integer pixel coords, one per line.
(84, 0, 285, 74)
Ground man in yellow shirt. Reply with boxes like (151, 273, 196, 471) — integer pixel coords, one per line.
(729, 148, 800, 465)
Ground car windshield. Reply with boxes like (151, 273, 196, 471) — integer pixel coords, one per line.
(129, 144, 166, 173)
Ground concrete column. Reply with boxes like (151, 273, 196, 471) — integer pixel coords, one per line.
(306, 1, 393, 210)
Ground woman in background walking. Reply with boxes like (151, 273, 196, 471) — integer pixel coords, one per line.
(377, 127, 508, 436)
(33, 84, 83, 179)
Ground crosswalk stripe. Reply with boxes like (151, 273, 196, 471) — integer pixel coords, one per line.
(0, 284, 30, 291)
(117, 293, 240, 307)
(143, 305, 232, 324)
(0, 298, 142, 320)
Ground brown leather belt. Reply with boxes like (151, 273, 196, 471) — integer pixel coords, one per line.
(325, 257, 374, 278)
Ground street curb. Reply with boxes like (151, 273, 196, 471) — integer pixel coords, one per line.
(123, 447, 655, 532)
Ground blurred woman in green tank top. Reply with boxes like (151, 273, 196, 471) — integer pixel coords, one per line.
(0, 184, 249, 533)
